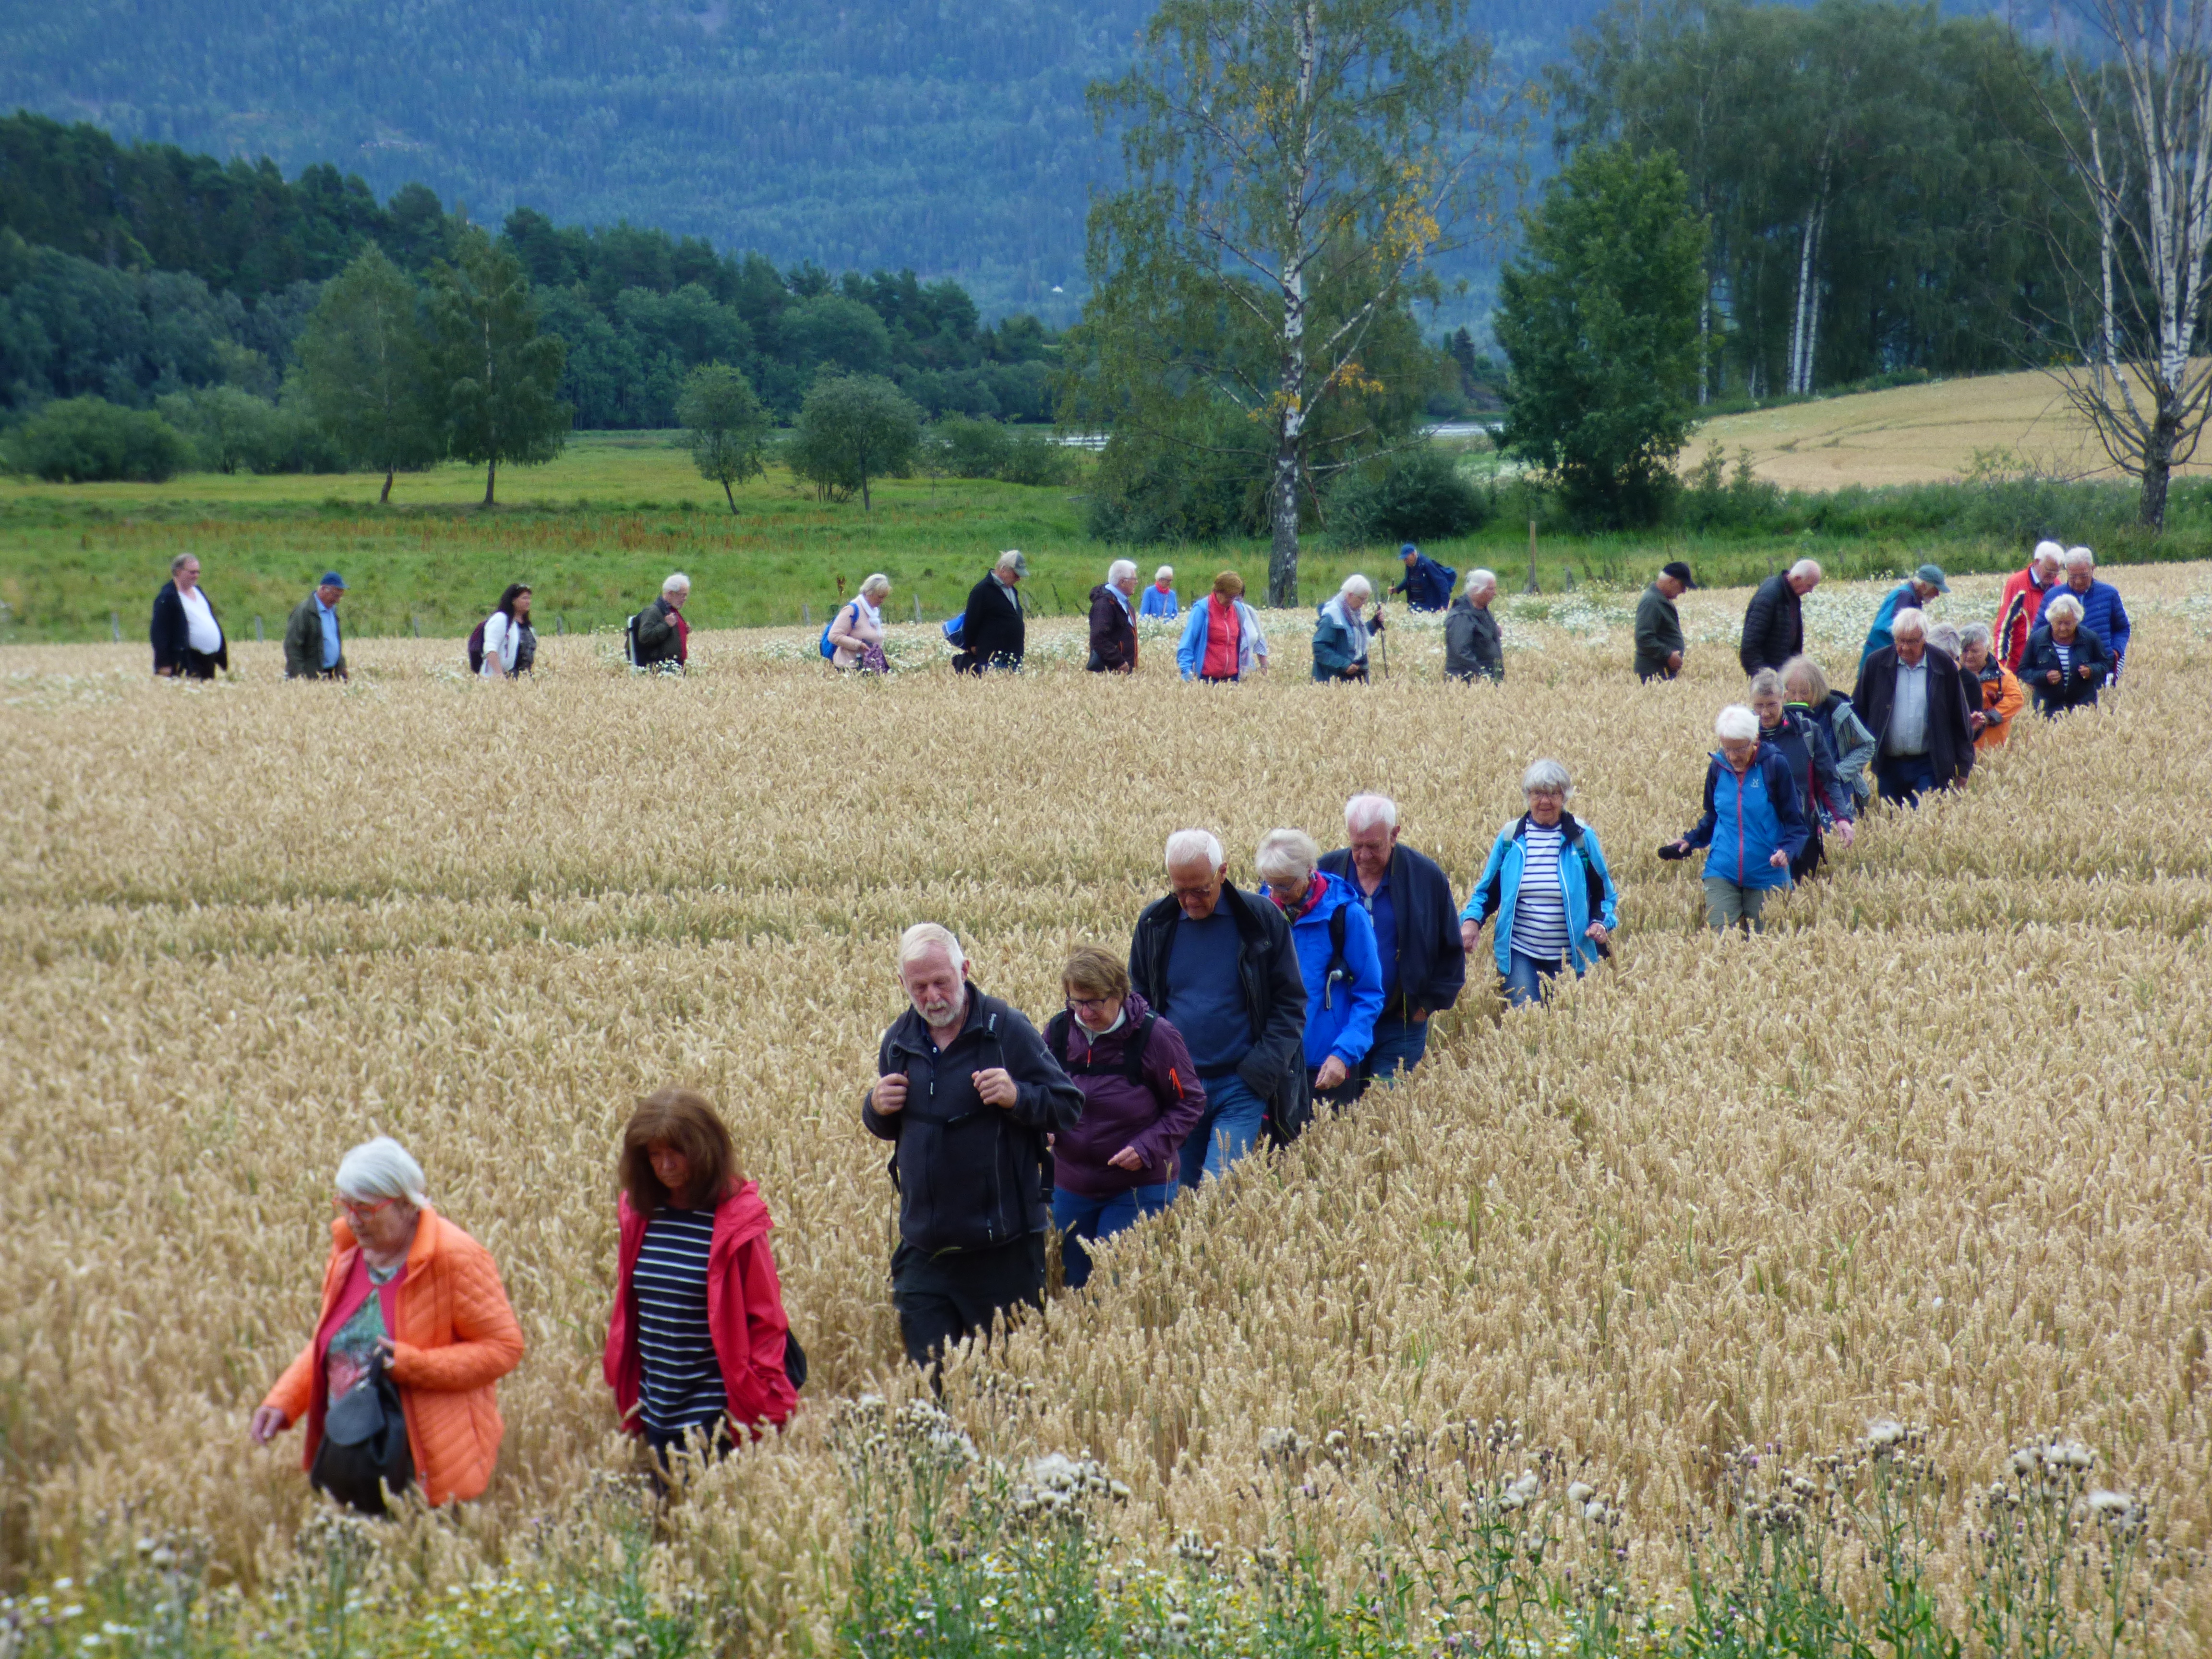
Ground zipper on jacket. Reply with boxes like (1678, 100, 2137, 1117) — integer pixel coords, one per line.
(1735, 772, 1746, 883)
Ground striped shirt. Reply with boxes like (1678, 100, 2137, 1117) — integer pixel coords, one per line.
(2054, 641, 2074, 678)
(1515, 825, 1571, 964)
(634, 1207, 726, 1436)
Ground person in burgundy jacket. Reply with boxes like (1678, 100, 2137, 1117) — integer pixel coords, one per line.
(1042, 945, 1205, 1289)
(604, 1088, 797, 1479)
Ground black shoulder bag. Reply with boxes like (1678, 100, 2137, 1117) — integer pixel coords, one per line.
(309, 1353, 416, 1515)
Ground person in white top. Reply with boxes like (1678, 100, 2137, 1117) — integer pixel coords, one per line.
(151, 552, 228, 678)
(479, 585, 536, 679)
(827, 573, 892, 672)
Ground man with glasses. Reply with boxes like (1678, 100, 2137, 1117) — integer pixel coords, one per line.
(1128, 828, 1309, 1187)
(1318, 793, 1466, 1089)
(150, 552, 228, 679)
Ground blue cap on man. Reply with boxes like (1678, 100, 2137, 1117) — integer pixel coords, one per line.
(1400, 543, 1419, 558)
(318, 572, 348, 590)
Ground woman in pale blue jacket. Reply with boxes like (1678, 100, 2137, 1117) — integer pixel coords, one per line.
(1139, 565, 1179, 619)
(1460, 759, 1621, 1008)
(1176, 570, 1271, 681)
(1256, 827, 1385, 1110)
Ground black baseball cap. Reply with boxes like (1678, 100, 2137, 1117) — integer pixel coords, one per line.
(1661, 561, 1695, 588)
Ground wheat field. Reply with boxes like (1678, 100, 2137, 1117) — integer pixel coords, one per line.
(2, 566, 2209, 1650)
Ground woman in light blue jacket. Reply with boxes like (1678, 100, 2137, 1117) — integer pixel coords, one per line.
(1460, 759, 1621, 1007)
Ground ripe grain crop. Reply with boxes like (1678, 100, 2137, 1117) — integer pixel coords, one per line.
(1, 567, 2208, 1652)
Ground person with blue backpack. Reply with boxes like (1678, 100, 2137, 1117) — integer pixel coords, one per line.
(1661, 706, 1811, 934)
(1461, 760, 1621, 1008)
(823, 573, 892, 672)
(1255, 828, 1384, 1113)
(1389, 543, 1456, 612)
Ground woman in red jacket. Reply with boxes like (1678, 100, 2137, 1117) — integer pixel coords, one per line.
(603, 1089, 797, 1477)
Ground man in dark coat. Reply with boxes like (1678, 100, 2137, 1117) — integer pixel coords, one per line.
(1389, 543, 1455, 612)
(1087, 558, 1138, 673)
(1318, 793, 1466, 1091)
(1443, 568, 1503, 682)
(954, 550, 1027, 674)
(150, 552, 228, 679)
(864, 922, 1083, 1371)
(1852, 607, 1975, 804)
(1634, 561, 1693, 681)
(1739, 559, 1823, 675)
(1129, 829, 1309, 1185)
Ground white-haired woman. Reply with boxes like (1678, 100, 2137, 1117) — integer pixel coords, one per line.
(1312, 574, 1380, 682)
(2020, 592, 2111, 717)
(1460, 760, 1620, 1007)
(250, 1137, 523, 1512)
(1140, 564, 1179, 620)
(1256, 828, 1384, 1109)
(828, 573, 892, 673)
(1088, 558, 1140, 673)
(1661, 707, 1810, 934)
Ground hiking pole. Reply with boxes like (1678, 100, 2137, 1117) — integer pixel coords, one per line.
(1375, 602, 1388, 680)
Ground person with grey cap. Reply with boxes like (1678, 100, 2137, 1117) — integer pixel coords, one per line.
(954, 550, 1027, 674)
(1858, 563, 1948, 677)
(284, 571, 350, 680)
(1635, 561, 1694, 681)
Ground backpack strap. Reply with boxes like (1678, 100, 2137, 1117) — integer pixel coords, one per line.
(1122, 1010, 1156, 1085)
(1323, 905, 1350, 1011)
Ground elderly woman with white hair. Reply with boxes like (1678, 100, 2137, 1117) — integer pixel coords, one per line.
(1255, 827, 1385, 1109)
(1461, 760, 1621, 1006)
(631, 571, 692, 671)
(1662, 707, 1810, 933)
(250, 1137, 524, 1513)
(2020, 591, 2112, 717)
(1088, 558, 1141, 673)
(1139, 564, 1179, 620)
(1445, 568, 1503, 682)
(826, 573, 893, 672)
(1312, 573, 1381, 682)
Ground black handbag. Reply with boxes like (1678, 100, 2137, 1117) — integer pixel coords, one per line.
(783, 1329, 808, 1392)
(309, 1354, 416, 1515)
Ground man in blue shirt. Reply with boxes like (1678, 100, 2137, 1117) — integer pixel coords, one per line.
(1129, 829, 1309, 1187)
(1319, 793, 1467, 1090)
(282, 572, 350, 680)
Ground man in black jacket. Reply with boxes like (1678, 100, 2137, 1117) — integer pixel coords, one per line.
(864, 922, 1082, 1370)
(150, 552, 228, 679)
(1087, 558, 1138, 673)
(953, 550, 1027, 674)
(1129, 830, 1309, 1186)
(1318, 793, 1467, 1091)
(1739, 559, 1823, 675)
(1852, 607, 1975, 805)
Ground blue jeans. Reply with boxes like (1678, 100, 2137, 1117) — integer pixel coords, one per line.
(1502, 951, 1564, 1009)
(1875, 753, 1937, 805)
(1051, 1184, 1176, 1289)
(1179, 1071, 1268, 1189)
(1361, 1014, 1431, 1084)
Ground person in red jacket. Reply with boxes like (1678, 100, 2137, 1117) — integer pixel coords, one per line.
(1995, 541, 2064, 672)
(604, 1089, 797, 1480)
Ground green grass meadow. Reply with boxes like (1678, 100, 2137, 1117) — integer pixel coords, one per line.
(0, 429, 2154, 646)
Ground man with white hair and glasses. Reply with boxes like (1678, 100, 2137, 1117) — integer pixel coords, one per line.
(1129, 830, 1309, 1183)
(2054, 545, 2130, 684)
(1851, 607, 1976, 805)
(1088, 557, 1140, 673)
(1319, 793, 1466, 1082)
(865, 923, 1082, 1371)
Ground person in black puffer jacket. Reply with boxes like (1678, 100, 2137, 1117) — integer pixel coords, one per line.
(864, 923, 1082, 1371)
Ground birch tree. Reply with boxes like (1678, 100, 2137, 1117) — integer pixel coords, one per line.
(1076, 0, 1518, 605)
(2037, 0, 2212, 529)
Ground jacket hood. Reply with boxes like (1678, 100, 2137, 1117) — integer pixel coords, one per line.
(1062, 990, 1155, 1053)
(1266, 867, 1357, 926)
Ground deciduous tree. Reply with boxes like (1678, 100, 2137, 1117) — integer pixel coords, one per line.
(676, 361, 771, 513)
(296, 246, 441, 502)
(788, 374, 922, 510)
(428, 228, 569, 507)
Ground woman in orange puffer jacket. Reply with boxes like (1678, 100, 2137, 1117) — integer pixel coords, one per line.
(1960, 623, 2027, 751)
(250, 1137, 524, 1509)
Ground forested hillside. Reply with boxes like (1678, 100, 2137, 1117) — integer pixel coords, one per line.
(0, 0, 1598, 323)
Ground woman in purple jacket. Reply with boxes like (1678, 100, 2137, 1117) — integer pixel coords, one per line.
(1042, 945, 1206, 1289)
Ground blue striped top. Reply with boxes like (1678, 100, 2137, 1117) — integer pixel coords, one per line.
(634, 1207, 726, 1435)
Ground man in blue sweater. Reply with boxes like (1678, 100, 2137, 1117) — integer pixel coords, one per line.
(2057, 547, 2131, 683)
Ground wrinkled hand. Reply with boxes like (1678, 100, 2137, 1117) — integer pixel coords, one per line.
(871, 1073, 907, 1115)
(1460, 919, 1482, 953)
(2078, 663, 2096, 679)
(974, 1067, 1018, 1108)
(1584, 922, 1610, 944)
(1969, 712, 1988, 732)
(1769, 849, 1789, 869)
(1107, 1146, 1145, 1172)
(1833, 818, 1856, 849)
(249, 1406, 289, 1446)
(1314, 1056, 1351, 1091)
(2046, 670, 2062, 685)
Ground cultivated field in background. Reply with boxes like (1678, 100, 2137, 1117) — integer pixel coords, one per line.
(3, 568, 2209, 1647)
(1695, 366, 2212, 490)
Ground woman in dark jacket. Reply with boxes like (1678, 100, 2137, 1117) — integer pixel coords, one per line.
(1749, 667, 1853, 878)
(2020, 594, 2111, 717)
(603, 1088, 797, 1477)
(1043, 945, 1204, 1289)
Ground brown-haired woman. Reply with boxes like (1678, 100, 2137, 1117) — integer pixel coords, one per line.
(1176, 570, 1271, 682)
(602, 1088, 797, 1471)
(1042, 945, 1205, 1289)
